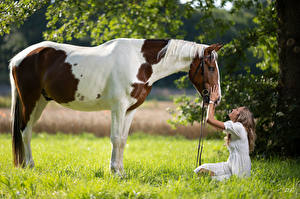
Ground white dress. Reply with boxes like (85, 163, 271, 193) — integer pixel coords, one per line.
(194, 120, 251, 181)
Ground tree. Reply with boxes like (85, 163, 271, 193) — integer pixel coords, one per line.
(272, 0, 300, 156)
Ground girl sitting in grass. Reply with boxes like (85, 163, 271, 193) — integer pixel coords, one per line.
(194, 86, 256, 181)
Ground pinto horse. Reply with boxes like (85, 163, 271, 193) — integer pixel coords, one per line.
(9, 38, 222, 174)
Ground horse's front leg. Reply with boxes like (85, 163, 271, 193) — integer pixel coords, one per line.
(110, 106, 136, 175)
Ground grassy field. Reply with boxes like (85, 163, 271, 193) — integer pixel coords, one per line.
(0, 133, 299, 198)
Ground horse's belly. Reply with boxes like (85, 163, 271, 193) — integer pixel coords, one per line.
(61, 98, 110, 111)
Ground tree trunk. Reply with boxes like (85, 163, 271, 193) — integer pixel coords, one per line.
(275, 0, 300, 156)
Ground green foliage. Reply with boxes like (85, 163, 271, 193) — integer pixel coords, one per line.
(168, 94, 202, 127)
(174, 75, 190, 89)
(219, 0, 278, 73)
(0, 133, 299, 198)
(0, 0, 49, 36)
(44, 0, 192, 45)
(251, 1, 278, 72)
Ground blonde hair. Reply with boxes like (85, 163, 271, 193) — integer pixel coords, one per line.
(225, 107, 256, 153)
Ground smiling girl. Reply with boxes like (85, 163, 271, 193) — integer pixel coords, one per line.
(194, 86, 256, 181)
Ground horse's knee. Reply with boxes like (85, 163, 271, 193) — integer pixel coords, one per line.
(111, 136, 127, 148)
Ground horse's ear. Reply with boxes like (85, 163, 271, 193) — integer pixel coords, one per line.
(214, 43, 223, 52)
(204, 44, 218, 56)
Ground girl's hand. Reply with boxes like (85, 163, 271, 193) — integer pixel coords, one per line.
(210, 85, 219, 102)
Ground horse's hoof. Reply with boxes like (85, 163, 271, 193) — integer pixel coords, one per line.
(110, 167, 125, 178)
(24, 160, 35, 168)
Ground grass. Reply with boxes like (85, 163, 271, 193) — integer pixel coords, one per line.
(0, 133, 299, 198)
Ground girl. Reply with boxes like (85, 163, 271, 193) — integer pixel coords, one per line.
(194, 86, 256, 181)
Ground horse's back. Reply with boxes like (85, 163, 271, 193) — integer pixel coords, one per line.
(10, 39, 145, 111)
(10, 38, 144, 68)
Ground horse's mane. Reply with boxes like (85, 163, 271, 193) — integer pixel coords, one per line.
(159, 39, 206, 63)
(159, 39, 218, 63)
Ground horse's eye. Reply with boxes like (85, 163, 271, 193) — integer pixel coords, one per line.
(208, 66, 215, 72)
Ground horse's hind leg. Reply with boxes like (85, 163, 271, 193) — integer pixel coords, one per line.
(22, 96, 48, 167)
(10, 50, 49, 167)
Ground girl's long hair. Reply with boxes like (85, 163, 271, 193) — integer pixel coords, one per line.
(225, 107, 257, 153)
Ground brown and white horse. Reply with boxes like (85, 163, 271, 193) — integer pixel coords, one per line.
(9, 38, 222, 174)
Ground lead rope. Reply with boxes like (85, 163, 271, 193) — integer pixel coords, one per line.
(196, 101, 207, 167)
(193, 52, 212, 168)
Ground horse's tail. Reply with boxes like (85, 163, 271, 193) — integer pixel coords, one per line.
(10, 66, 25, 167)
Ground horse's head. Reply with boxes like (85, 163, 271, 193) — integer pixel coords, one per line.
(188, 43, 223, 105)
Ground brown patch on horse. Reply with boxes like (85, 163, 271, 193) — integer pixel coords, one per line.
(40, 48, 79, 104)
(188, 54, 204, 93)
(137, 63, 152, 82)
(127, 83, 152, 111)
(141, 39, 169, 65)
(26, 47, 47, 57)
(12, 47, 79, 127)
(127, 39, 169, 111)
(12, 47, 47, 127)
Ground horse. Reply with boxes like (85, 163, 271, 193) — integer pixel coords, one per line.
(9, 38, 223, 175)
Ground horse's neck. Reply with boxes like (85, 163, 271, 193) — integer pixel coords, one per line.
(147, 55, 191, 85)
(147, 40, 205, 85)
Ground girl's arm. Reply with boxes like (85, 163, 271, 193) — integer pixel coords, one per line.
(206, 86, 225, 130)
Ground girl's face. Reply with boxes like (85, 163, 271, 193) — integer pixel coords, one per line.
(229, 107, 244, 122)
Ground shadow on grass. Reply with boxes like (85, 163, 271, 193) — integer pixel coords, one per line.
(94, 167, 105, 178)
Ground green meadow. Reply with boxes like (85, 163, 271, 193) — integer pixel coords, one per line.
(0, 133, 299, 198)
